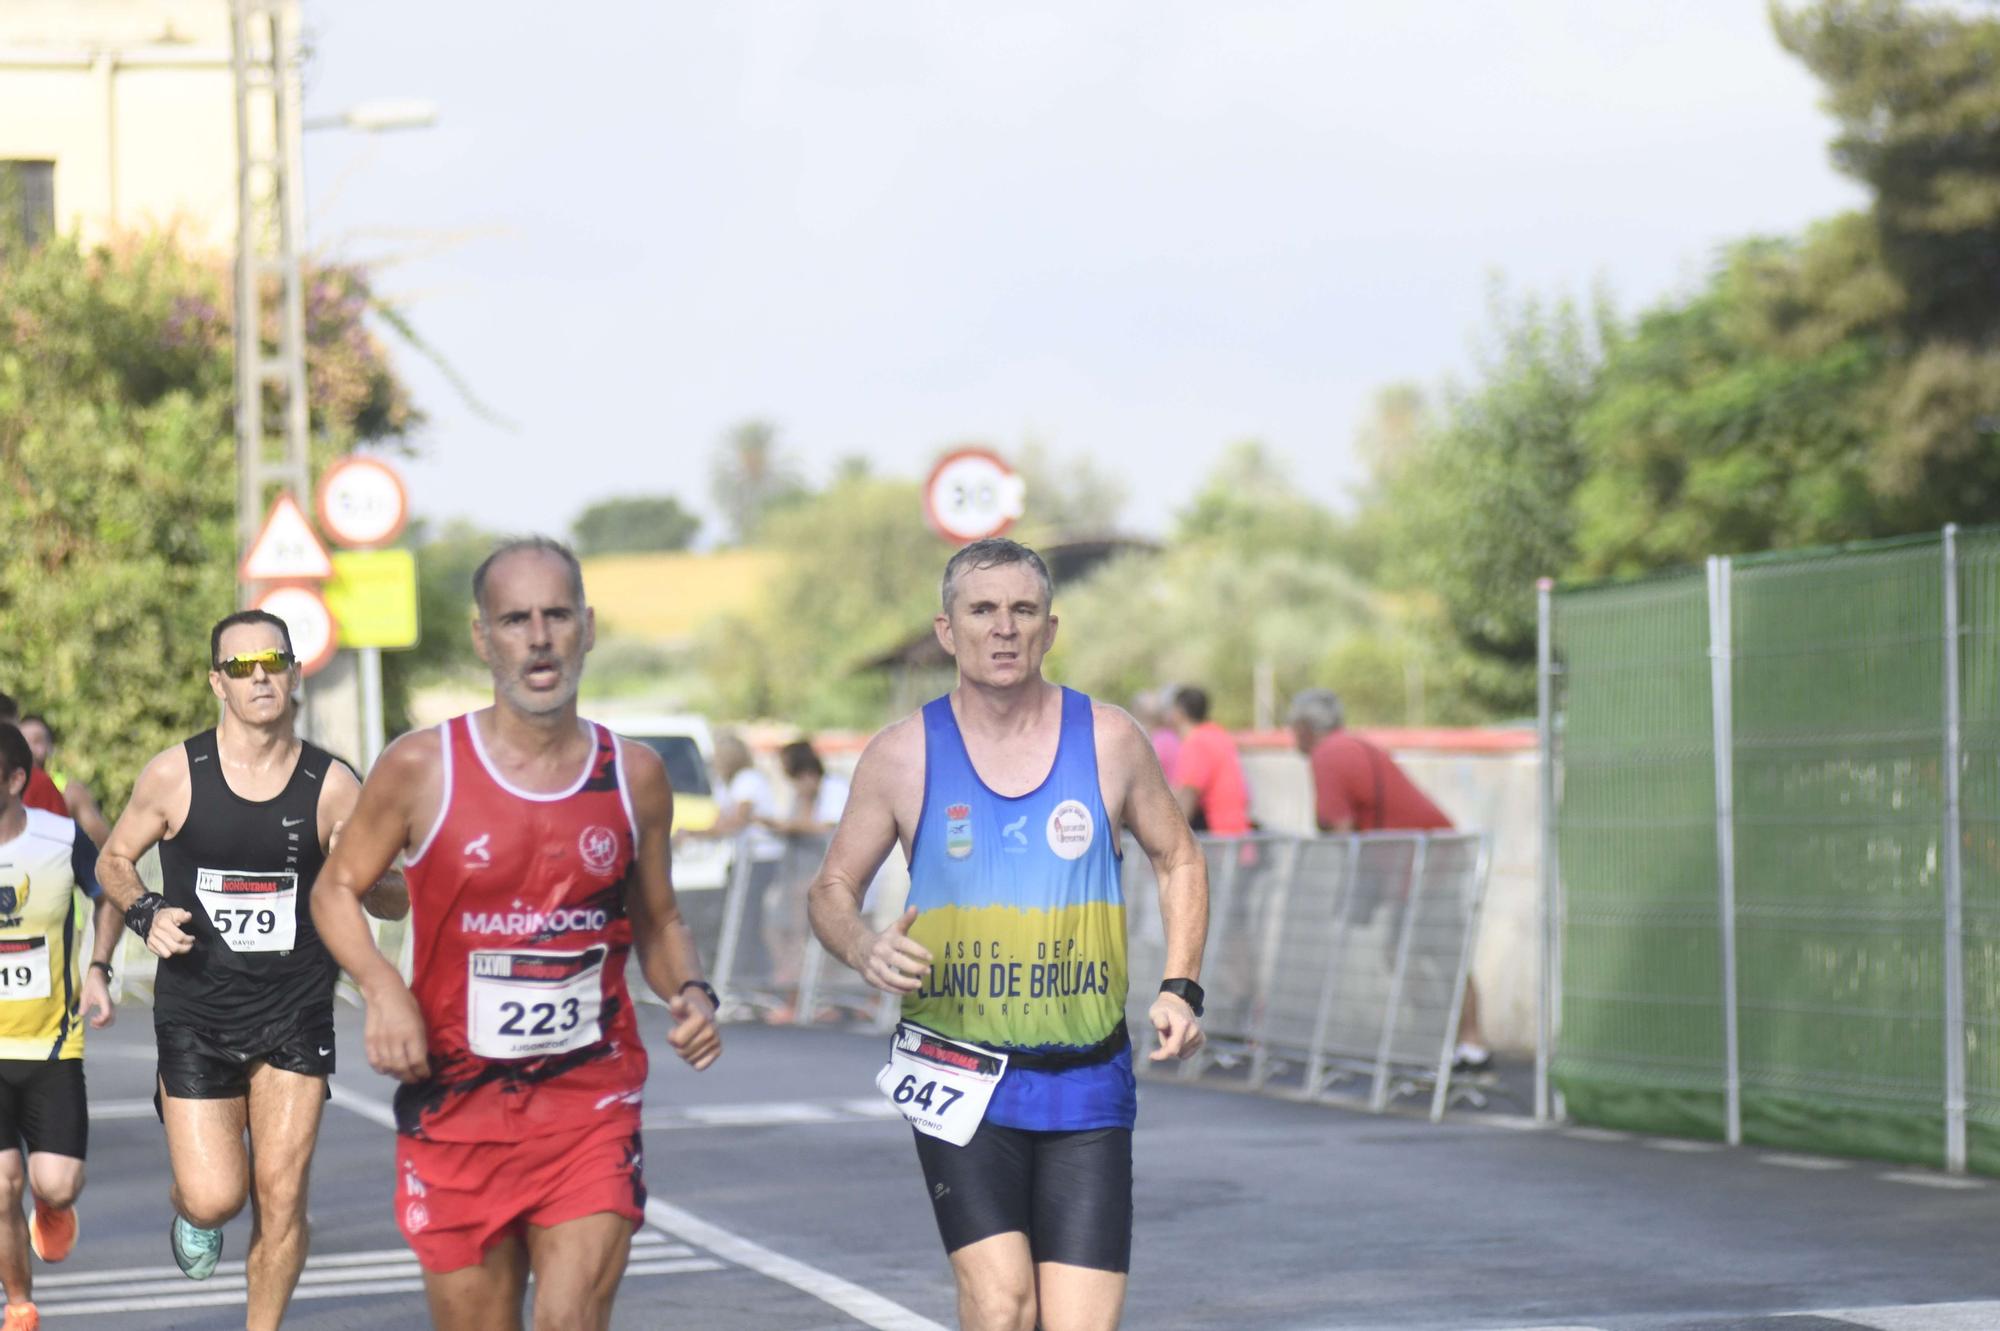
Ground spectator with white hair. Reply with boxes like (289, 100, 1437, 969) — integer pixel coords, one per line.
(1288, 688, 1492, 1072)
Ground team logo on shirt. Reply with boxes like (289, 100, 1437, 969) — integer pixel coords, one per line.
(1002, 815, 1028, 852)
(1046, 800, 1094, 860)
(462, 833, 493, 868)
(578, 825, 620, 876)
(945, 804, 973, 859)
(0, 874, 25, 922)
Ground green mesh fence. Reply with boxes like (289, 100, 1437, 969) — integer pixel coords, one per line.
(1730, 544, 1944, 1164)
(1961, 530, 2000, 1172)
(1550, 527, 2000, 1169)
(1550, 572, 1724, 1139)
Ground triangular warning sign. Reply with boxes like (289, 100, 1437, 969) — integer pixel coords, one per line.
(241, 492, 334, 581)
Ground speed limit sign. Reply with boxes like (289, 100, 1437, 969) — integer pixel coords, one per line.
(252, 584, 339, 678)
(317, 455, 409, 550)
(923, 447, 1026, 545)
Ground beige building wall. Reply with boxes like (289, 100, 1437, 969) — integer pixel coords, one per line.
(0, 0, 240, 251)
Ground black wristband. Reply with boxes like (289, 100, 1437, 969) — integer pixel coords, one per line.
(89, 960, 114, 980)
(1159, 977, 1205, 1017)
(680, 979, 720, 1012)
(123, 892, 167, 941)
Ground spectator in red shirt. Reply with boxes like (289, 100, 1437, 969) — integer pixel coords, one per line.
(1169, 685, 1252, 836)
(1289, 688, 1492, 1072)
(0, 693, 66, 817)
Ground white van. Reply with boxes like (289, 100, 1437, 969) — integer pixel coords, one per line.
(596, 712, 733, 891)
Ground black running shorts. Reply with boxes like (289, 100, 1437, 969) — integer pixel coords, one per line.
(0, 1059, 88, 1160)
(912, 1123, 1133, 1273)
(155, 1008, 335, 1108)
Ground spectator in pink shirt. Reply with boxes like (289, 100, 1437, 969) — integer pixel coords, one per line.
(1168, 685, 1252, 836)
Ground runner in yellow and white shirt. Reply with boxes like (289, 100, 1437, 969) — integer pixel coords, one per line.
(0, 723, 120, 1331)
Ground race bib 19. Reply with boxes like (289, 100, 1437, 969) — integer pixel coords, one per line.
(0, 938, 51, 1001)
(876, 1021, 1007, 1146)
(466, 946, 605, 1061)
(194, 869, 298, 953)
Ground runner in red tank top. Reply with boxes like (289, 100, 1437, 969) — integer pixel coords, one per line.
(312, 537, 722, 1331)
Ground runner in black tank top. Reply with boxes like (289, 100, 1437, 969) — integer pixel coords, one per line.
(97, 610, 407, 1330)
(155, 728, 340, 1039)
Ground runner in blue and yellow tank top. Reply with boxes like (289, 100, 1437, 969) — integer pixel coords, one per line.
(809, 538, 1211, 1331)
(904, 685, 1135, 1132)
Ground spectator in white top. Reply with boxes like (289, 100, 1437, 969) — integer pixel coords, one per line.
(756, 739, 852, 1019)
(677, 731, 786, 1001)
(762, 739, 852, 836)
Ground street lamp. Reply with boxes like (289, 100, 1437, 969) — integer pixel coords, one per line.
(301, 98, 440, 134)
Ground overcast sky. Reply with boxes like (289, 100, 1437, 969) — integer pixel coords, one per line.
(300, 2, 1866, 543)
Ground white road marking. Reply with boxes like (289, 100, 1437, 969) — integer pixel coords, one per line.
(35, 1234, 684, 1291)
(1563, 1127, 1630, 1143)
(642, 1098, 905, 1129)
(1878, 1170, 1984, 1190)
(645, 1198, 947, 1331)
(1478, 1113, 1546, 1131)
(327, 1083, 946, 1331)
(35, 1244, 719, 1317)
(1787, 1300, 2000, 1328)
(677, 1102, 844, 1126)
(1757, 1153, 1852, 1171)
(1644, 1138, 1723, 1154)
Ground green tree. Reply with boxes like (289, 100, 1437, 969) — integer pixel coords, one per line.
(710, 419, 810, 544)
(570, 494, 700, 556)
(378, 518, 497, 733)
(1010, 440, 1129, 541)
(699, 475, 942, 725)
(0, 228, 416, 802)
(1372, 290, 1608, 712)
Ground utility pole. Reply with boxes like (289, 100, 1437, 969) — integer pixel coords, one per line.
(230, 0, 310, 582)
(231, 0, 361, 754)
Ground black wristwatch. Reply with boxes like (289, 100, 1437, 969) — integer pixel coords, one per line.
(1159, 978, 1204, 1017)
(88, 960, 114, 981)
(680, 979, 720, 1012)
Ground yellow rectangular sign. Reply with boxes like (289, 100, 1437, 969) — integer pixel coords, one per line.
(325, 549, 419, 649)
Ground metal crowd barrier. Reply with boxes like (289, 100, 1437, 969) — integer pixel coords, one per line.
(1125, 831, 1491, 1121)
(107, 824, 1485, 1123)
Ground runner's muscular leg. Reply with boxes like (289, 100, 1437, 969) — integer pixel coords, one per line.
(242, 1062, 325, 1331)
(525, 1212, 633, 1331)
(948, 1232, 1038, 1331)
(24, 1152, 83, 1212)
(424, 1232, 528, 1331)
(160, 1083, 249, 1228)
(0, 1151, 29, 1305)
(1036, 1262, 1127, 1331)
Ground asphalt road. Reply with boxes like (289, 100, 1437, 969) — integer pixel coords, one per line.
(22, 1003, 2000, 1329)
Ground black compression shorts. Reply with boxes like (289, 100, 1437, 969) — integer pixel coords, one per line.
(912, 1123, 1132, 1272)
(0, 1059, 88, 1160)
(155, 1008, 335, 1109)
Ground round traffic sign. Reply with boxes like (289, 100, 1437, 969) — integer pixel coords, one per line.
(253, 584, 339, 678)
(316, 455, 409, 549)
(923, 447, 1026, 545)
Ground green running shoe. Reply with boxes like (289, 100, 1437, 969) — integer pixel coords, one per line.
(169, 1215, 222, 1281)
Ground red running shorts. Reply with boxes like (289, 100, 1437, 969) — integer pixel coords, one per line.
(394, 1116, 647, 1272)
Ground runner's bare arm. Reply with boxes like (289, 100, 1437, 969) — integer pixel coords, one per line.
(807, 715, 931, 994)
(620, 739, 721, 1072)
(63, 779, 112, 848)
(83, 895, 121, 1028)
(310, 731, 432, 1082)
(97, 745, 197, 959)
(320, 760, 408, 921)
(1100, 703, 1209, 1061)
